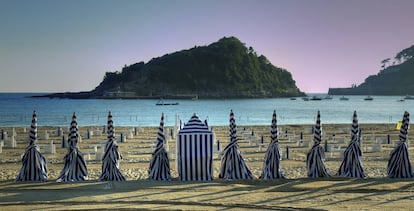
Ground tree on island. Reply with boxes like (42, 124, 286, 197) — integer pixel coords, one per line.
(381, 58, 391, 70)
(395, 45, 414, 64)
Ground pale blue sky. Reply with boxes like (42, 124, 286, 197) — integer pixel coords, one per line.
(1, 0, 414, 93)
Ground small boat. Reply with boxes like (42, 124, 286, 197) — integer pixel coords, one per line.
(156, 99, 179, 106)
(310, 96, 322, 101)
(302, 97, 309, 101)
(324, 95, 333, 100)
(290, 97, 297, 100)
(397, 98, 405, 102)
(364, 96, 373, 101)
(404, 95, 414, 100)
(339, 96, 349, 101)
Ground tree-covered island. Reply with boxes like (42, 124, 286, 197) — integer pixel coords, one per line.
(39, 37, 305, 99)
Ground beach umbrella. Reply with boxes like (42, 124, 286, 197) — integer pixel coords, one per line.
(260, 110, 284, 179)
(148, 113, 171, 180)
(57, 112, 88, 182)
(306, 111, 330, 178)
(16, 111, 48, 181)
(99, 111, 126, 181)
(219, 110, 253, 179)
(338, 111, 366, 178)
(387, 111, 413, 178)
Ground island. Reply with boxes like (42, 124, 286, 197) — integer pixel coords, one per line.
(35, 36, 304, 99)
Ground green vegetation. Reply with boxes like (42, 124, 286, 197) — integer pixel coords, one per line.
(89, 36, 304, 98)
(329, 45, 414, 95)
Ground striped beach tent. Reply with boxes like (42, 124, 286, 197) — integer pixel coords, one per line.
(148, 113, 171, 180)
(338, 111, 366, 178)
(177, 114, 213, 181)
(387, 111, 413, 178)
(306, 111, 330, 178)
(99, 111, 126, 181)
(219, 110, 253, 179)
(260, 110, 284, 179)
(57, 112, 88, 182)
(16, 111, 48, 181)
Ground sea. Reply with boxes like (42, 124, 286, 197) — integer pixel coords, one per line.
(0, 93, 412, 127)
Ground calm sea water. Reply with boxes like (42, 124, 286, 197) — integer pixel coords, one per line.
(0, 93, 412, 127)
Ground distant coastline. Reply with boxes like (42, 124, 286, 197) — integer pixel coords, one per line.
(328, 87, 367, 95)
(31, 91, 305, 100)
(31, 92, 198, 100)
(328, 86, 414, 96)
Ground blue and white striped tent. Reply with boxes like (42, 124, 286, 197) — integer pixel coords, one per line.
(148, 113, 171, 180)
(177, 114, 214, 181)
(387, 111, 413, 178)
(260, 110, 284, 179)
(306, 111, 330, 178)
(219, 110, 253, 179)
(338, 111, 366, 178)
(99, 111, 126, 181)
(16, 111, 48, 181)
(57, 112, 88, 182)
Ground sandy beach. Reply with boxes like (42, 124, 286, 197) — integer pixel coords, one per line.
(1, 124, 414, 210)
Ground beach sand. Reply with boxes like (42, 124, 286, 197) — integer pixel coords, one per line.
(1, 124, 413, 210)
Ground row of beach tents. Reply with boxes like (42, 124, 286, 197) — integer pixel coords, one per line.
(15, 109, 413, 182)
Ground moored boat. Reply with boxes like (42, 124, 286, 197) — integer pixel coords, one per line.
(310, 96, 322, 101)
(364, 96, 373, 101)
(156, 99, 179, 106)
(404, 95, 414, 100)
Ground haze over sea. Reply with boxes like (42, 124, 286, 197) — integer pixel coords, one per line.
(0, 93, 412, 127)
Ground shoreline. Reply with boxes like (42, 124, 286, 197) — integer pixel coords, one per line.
(31, 91, 305, 100)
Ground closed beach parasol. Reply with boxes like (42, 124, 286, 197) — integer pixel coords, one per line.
(338, 111, 366, 178)
(260, 110, 284, 179)
(16, 111, 48, 181)
(99, 111, 126, 181)
(219, 110, 253, 179)
(387, 111, 413, 178)
(57, 112, 88, 182)
(148, 113, 171, 180)
(306, 111, 330, 178)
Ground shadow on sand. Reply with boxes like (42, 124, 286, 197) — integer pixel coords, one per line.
(1, 177, 414, 210)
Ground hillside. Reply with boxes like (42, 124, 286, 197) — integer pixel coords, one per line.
(329, 45, 414, 95)
(44, 37, 304, 99)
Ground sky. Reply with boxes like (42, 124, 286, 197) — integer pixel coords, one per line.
(1, 0, 414, 93)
